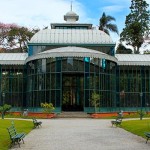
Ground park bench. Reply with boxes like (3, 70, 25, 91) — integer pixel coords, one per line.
(7, 125, 26, 147)
(111, 117, 122, 127)
(111, 110, 123, 127)
(32, 118, 42, 128)
(144, 132, 150, 143)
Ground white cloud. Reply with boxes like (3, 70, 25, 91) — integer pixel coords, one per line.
(101, 5, 126, 13)
(0, 0, 86, 28)
(97, 0, 131, 8)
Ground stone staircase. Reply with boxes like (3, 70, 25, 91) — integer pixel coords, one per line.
(55, 111, 91, 118)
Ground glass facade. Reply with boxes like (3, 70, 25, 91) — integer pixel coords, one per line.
(116, 66, 150, 111)
(0, 65, 26, 111)
(26, 57, 116, 112)
(29, 46, 113, 56)
(0, 59, 150, 113)
(55, 26, 88, 29)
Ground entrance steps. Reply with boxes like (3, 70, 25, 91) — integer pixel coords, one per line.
(56, 112, 91, 118)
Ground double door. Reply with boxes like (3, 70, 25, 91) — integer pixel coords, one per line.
(62, 74, 84, 111)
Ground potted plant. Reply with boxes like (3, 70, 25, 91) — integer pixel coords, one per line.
(137, 110, 145, 120)
(41, 102, 55, 118)
(90, 91, 100, 113)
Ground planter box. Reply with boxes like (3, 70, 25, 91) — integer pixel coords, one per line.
(28, 112, 55, 119)
(7, 112, 56, 119)
(90, 113, 118, 118)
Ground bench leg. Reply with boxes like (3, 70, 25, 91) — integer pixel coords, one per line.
(22, 138, 25, 144)
(15, 139, 20, 147)
(112, 123, 117, 127)
(146, 137, 149, 144)
(10, 140, 15, 148)
(17, 141, 20, 148)
(111, 121, 114, 127)
(37, 123, 42, 128)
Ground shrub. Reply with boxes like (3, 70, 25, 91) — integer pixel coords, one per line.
(137, 110, 146, 120)
(41, 102, 55, 114)
(0, 104, 11, 119)
(90, 91, 100, 113)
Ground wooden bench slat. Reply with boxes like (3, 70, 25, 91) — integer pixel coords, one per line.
(7, 125, 26, 147)
(111, 117, 122, 127)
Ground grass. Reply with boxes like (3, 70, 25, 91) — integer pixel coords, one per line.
(123, 112, 150, 119)
(0, 119, 33, 150)
(121, 119, 150, 139)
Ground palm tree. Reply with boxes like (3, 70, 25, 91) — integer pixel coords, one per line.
(99, 12, 119, 35)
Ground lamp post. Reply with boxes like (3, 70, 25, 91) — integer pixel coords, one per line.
(1, 92, 5, 119)
(120, 90, 125, 108)
(139, 92, 143, 120)
(140, 92, 143, 111)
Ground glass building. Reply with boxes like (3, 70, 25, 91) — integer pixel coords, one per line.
(0, 10, 150, 113)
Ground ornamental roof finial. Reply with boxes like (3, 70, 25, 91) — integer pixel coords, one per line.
(64, 1, 79, 22)
(71, 1, 72, 11)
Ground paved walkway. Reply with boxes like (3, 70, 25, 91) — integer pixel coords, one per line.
(11, 119, 150, 150)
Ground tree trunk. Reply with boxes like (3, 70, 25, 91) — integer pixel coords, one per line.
(137, 46, 140, 54)
(1, 111, 4, 119)
(134, 46, 140, 54)
(134, 47, 136, 54)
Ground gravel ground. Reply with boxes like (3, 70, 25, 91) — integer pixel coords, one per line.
(10, 118, 150, 150)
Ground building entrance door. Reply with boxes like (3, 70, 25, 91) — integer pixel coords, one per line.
(62, 74, 84, 111)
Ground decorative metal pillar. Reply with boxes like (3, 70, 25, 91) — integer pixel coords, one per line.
(140, 92, 143, 111)
(1, 92, 5, 119)
(139, 92, 143, 120)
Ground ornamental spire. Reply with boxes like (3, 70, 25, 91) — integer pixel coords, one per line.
(64, 2, 79, 22)
(71, 1, 72, 11)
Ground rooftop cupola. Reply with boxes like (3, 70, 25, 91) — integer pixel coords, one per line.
(64, 3, 79, 23)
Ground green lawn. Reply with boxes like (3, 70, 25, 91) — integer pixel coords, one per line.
(121, 119, 150, 139)
(0, 119, 33, 150)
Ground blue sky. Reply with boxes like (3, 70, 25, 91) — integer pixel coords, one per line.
(0, 0, 149, 42)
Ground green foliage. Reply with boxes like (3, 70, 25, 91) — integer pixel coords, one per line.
(137, 110, 146, 120)
(63, 91, 70, 105)
(0, 23, 39, 52)
(121, 119, 150, 138)
(116, 43, 132, 54)
(0, 119, 33, 150)
(144, 50, 150, 54)
(91, 91, 100, 113)
(41, 102, 55, 114)
(120, 0, 150, 54)
(8, 26, 34, 52)
(0, 104, 11, 119)
(99, 12, 119, 35)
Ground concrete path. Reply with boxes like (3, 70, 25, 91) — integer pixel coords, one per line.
(11, 119, 150, 150)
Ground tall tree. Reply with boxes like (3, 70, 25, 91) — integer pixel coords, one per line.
(116, 43, 132, 54)
(0, 23, 38, 52)
(120, 0, 150, 54)
(0, 23, 18, 49)
(99, 12, 119, 35)
(8, 26, 34, 52)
